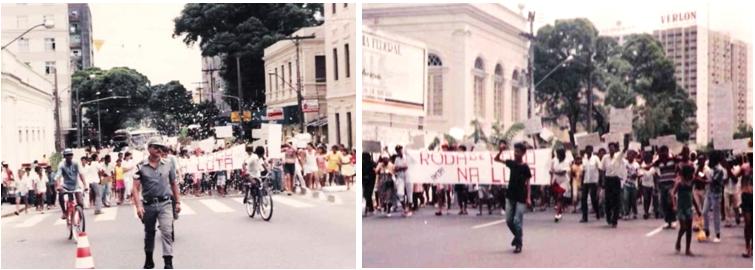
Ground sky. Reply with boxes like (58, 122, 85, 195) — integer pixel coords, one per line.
(90, 3, 202, 90)
(501, 0, 753, 43)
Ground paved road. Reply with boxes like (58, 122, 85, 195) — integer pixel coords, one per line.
(363, 206, 752, 268)
(2, 191, 355, 269)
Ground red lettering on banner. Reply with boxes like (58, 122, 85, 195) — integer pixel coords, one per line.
(457, 167, 468, 183)
(469, 167, 480, 183)
(491, 166, 505, 184)
(206, 159, 215, 171)
(457, 154, 468, 166)
(444, 154, 456, 165)
(224, 155, 233, 169)
(419, 152, 430, 165)
(431, 153, 443, 165)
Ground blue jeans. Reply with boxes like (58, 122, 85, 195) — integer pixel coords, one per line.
(101, 183, 111, 205)
(505, 199, 526, 247)
(703, 191, 721, 235)
(271, 168, 283, 192)
(622, 185, 637, 217)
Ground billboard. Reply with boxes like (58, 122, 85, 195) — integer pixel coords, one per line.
(362, 27, 426, 115)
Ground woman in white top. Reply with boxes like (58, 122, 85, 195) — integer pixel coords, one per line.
(341, 148, 356, 191)
(639, 152, 659, 219)
(303, 144, 319, 190)
(32, 167, 47, 213)
(550, 148, 571, 222)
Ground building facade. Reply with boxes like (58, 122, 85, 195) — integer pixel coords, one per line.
(67, 3, 93, 72)
(324, 3, 356, 149)
(263, 25, 328, 141)
(653, 23, 750, 145)
(2, 3, 75, 147)
(200, 56, 230, 113)
(363, 3, 529, 138)
(1, 50, 56, 167)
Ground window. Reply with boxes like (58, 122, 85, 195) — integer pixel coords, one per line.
(274, 68, 279, 91)
(332, 3, 336, 14)
(427, 53, 443, 116)
(473, 57, 485, 118)
(18, 37, 29, 52)
(315, 55, 326, 82)
(346, 112, 352, 148)
(288, 62, 292, 91)
(511, 70, 521, 122)
(45, 61, 56, 74)
(19, 130, 22, 143)
(70, 23, 79, 34)
(344, 3, 348, 7)
(281, 64, 286, 94)
(17, 15, 28, 28)
(44, 38, 56, 51)
(335, 113, 341, 144)
(333, 48, 339, 81)
(494, 64, 505, 122)
(70, 10, 79, 19)
(344, 44, 350, 78)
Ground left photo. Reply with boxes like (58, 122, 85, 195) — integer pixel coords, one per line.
(1, 3, 356, 268)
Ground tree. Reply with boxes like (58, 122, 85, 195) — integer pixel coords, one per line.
(191, 101, 221, 140)
(148, 81, 195, 136)
(488, 122, 524, 147)
(173, 3, 323, 109)
(734, 123, 753, 139)
(72, 67, 151, 145)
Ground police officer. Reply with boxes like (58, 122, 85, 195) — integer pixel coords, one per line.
(132, 138, 181, 269)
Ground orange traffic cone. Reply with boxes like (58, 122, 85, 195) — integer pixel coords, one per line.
(75, 232, 95, 268)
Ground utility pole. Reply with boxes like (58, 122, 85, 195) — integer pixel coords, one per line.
(52, 67, 63, 151)
(586, 48, 593, 132)
(526, 11, 536, 119)
(201, 63, 224, 104)
(280, 34, 315, 133)
(236, 55, 244, 139)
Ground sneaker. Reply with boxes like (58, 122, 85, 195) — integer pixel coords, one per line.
(712, 237, 721, 243)
(579, 219, 588, 223)
(94, 210, 103, 215)
(513, 246, 522, 253)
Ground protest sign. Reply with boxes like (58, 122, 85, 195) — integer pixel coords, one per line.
(610, 107, 633, 134)
(575, 133, 601, 150)
(264, 123, 282, 159)
(628, 141, 642, 152)
(603, 132, 624, 145)
(524, 116, 543, 135)
(363, 140, 382, 153)
(732, 139, 751, 154)
(214, 126, 233, 138)
(405, 149, 552, 186)
(181, 145, 247, 174)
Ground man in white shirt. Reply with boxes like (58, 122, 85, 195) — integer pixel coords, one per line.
(602, 142, 626, 228)
(243, 145, 266, 204)
(581, 145, 602, 222)
(551, 148, 571, 222)
(122, 152, 136, 202)
(82, 155, 103, 214)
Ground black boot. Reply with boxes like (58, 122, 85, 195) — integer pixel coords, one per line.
(143, 252, 155, 269)
(163, 256, 173, 269)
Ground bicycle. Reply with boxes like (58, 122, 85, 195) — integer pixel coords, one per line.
(243, 175, 273, 221)
(61, 190, 85, 241)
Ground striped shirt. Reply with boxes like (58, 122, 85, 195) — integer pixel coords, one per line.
(655, 159, 676, 183)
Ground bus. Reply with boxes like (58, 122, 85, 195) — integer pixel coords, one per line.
(112, 128, 159, 151)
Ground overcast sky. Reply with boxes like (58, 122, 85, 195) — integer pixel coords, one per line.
(91, 3, 202, 90)
(502, 0, 752, 42)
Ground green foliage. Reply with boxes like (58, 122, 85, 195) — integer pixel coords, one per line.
(489, 122, 525, 148)
(734, 123, 753, 139)
(48, 152, 62, 172)
(148, 81, 196, 136)
(173, 3, 323, 108)
(468, 119, 488, 144)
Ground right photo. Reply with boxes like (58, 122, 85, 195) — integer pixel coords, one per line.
(361, 1, 753, 268)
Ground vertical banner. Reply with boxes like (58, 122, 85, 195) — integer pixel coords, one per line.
(404, 149, 552, 185)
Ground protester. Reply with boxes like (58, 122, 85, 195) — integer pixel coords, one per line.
(550, 148, 570, 222)
(375, 155, 396, 217)
(692, 155, 710, 230)
(363, 152, 377, 216)
(115, 159, 126, 204)
(82, 154, 102, 214)
(673, 165, 699, 256)
(326, 145, 342, 186)
(32, 166, 46, 213)
(303, 143, 318, 190)
(393, 145, 412, 217)
(740, 152, 753, 258)
(723, 157, 741, 228)
(316, 146, 328, 189)
(654, 146, 678, 229)
(602, 142, 626, 228)
(580, 145, 601, 222)
(99, 154, 114, 207)
(571, 154, 583, 214)
(14, 167, 31, 215)
(623, 150, 640, 220)
(495, 142, 532, 254)
(703, 151, 724, 242)
(639, 152, 658, 220)
(341, 147, 356, 191)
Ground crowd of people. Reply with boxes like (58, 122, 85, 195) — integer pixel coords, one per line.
(362, 140, 753, 257)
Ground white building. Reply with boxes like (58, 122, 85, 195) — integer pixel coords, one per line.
(1, 49, 56, 168)
(2, 3, 74, 147)
(363, 3, 529, 138)
(200, 56, 230, 113)
(263, 25, 328, 141)
(324, 3, 356, 148)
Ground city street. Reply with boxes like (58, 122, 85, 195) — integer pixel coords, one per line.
(363, 206, 752, 268)
(2, 191, 355, 269)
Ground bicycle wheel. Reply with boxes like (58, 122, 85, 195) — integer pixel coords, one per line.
(75, 206, 85, 234)
(245, 189, 256, 218)
(259, 189, 273, 221)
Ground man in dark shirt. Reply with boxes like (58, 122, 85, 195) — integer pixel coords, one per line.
(495, 142, 532, 253)
(654, 145, 677, 229)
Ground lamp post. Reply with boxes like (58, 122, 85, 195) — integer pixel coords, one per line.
(534, 54, 574, 88)
(78, 95, 129, 147)
(1, 19, 55, 50)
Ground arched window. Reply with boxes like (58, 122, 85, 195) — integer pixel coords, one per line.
(427, 53, 444, 116)
(473, 57, 485, 118)
(494, 64, 505, 122)
(511, 69, 521, 123)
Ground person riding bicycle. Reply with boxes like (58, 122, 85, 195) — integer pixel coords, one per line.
(243, 145, 267, 203)
(55, 148, 88, 220)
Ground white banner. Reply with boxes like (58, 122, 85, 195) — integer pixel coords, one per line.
(575, 133, 601, 150)
(405, 149, 552, 186)
(732, 138, 750, 154)
(628, 141, 642, 152)
(180, 145, 247, 174)
(603, 132, 624, 145)
(214, 126, 233, 138)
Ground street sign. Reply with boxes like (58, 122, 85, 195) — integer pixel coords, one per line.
(267, 108, 284, 121)
(230, 111, 241, 123)
(302, 100, 319, 113)
(243, 111, 252, 121)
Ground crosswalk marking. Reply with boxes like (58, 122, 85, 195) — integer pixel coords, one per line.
(472, 219, 507, 229)
(15, 213, 51, 228)
(198, 199, 234, 213)
(95, 207, 118, 222)
(274, 196, 315, 208)
(232, 198, 243, 204)
(54, 217, 66, 226)
(179, 203, 196, 215)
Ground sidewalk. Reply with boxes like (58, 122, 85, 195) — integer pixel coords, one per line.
(1, 203, 28, 218)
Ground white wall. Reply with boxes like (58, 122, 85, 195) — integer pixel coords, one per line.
(325, 3, 356, 147)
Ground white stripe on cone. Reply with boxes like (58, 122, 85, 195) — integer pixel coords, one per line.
(75, 232, 95, 269)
